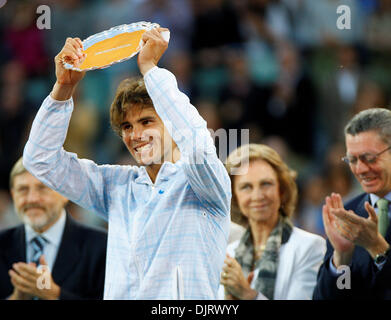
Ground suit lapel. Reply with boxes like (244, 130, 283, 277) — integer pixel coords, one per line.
(355, 194, 391, 242)
(355, 194, 371, 219)
(7, 225, 27, 263)
(384, 199, 391, 243)
(52, 214, 81, 284)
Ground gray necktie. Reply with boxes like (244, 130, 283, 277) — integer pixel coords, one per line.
(377, 198, 389, 237)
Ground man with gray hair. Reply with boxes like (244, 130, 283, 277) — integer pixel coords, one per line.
(0, 157, 107, 300)
(314, 108, 391, 299)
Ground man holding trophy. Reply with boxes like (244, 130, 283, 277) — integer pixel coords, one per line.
(23, 26, 231, 299)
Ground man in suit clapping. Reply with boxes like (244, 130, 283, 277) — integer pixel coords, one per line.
(314, 108, 391, 299)
(0, 157, 107, 300)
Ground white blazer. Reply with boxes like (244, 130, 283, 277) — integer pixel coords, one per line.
(219, 227, 326, 300)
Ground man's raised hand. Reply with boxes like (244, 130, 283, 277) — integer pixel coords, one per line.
(137, 27, 170, 75)
(322, 193, 355, 266)
(52, 37, 86, 100)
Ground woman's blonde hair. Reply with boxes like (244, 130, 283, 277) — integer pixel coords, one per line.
(225, 144, 298, 227)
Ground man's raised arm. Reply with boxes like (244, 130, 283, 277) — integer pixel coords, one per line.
(23, 38, 113, 218)
(138, 28, 231, 217)
(51, 37, 86, 100)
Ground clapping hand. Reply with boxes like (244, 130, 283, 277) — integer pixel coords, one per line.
(323, 193, 389, 265)
(220, 254, 257, 300)
(8, 255, 60, 300)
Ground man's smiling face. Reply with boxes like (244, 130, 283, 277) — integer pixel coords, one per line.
(121, 103, 176, 169)
(11, 172, 68, 233)
(346, 130, 391, 197)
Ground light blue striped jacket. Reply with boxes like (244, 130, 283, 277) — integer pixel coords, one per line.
(23, 67, 231, 299)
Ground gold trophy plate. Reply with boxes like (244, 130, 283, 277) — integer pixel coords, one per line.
(64, 21, 169, 72)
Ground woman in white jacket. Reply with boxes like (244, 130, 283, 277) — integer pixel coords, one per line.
(220, 144, 326, 300)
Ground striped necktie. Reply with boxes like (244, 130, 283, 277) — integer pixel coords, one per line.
(31, 236, 47, 266)
(376, 198, 390, 237)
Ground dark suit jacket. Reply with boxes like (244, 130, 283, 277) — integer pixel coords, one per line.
(313, 193, 391, 299)
(0, 213, 107, 300)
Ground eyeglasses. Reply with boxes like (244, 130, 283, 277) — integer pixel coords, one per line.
(342, 146, 391, 165)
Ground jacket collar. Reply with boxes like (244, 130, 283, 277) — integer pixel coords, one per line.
(355, 193, 371, 218)
(51, 213, 81, 284)
(369, 191, 391, 209)
(7, 225, 26, 263)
